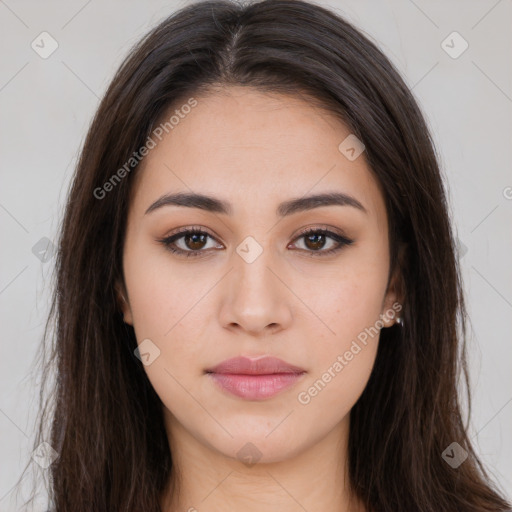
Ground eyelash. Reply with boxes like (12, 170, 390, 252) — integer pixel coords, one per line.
(157, 225, 354, 259)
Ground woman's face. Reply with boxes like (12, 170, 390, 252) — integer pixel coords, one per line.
(119, 86, 400, 464)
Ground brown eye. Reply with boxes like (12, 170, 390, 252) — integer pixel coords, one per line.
(303, 232, 327, 251)
(158, 226, 353, 259)
(290, 228, 354, 256)
(184, 232, 208, 251)
(158, 228, 223, 258)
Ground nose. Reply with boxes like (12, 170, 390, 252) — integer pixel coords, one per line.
(218, 244, 293, 336)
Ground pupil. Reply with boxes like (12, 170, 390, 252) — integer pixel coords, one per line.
(306, 233, 325, 250)
(187, 233, 206, 250)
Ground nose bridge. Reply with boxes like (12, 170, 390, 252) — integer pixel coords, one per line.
(233, 233, 280, 299)
(220, 233, 292, 332)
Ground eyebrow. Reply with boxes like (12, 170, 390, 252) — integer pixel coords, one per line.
(144, 191, 367, 216)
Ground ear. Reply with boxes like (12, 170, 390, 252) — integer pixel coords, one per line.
(380, 243, 406, 328)
(115, 279, 133, 326)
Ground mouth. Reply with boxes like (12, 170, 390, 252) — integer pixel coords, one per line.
(205, 356, 306, 401)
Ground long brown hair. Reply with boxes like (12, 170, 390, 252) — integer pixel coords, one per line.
(17, 0, 511, 510)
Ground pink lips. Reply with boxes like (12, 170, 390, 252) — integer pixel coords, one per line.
(205, 356, 306, 401)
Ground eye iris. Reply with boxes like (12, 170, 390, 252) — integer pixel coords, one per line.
(186, 233, 207, 250)
(304, 233, 325, 250)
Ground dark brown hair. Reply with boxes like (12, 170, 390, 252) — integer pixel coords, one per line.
(17, 0, 511, 510)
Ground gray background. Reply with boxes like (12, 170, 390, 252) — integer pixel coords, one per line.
(0, 0, 511, 509)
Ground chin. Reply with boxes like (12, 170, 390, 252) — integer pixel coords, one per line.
(208, 429, 307, 466)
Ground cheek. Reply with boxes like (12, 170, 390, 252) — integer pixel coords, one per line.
(295, 339, 378, 437)
(295, 274, 384, 419)
(127, 276, 209, 375)
(303, 262, 388, 347)
(295, 256, 387, 407)
(124, 239, 202, 337)
(122, 245, 204, 390)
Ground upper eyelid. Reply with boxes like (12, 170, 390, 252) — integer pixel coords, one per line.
(166, 223, 347, 238)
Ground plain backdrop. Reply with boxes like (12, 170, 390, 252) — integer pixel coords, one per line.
(0, 0, 511, 509)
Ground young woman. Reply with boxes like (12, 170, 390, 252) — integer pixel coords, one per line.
(19, 0, 511, 510)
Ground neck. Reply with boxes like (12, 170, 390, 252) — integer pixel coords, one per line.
(160, 412, 365, 512)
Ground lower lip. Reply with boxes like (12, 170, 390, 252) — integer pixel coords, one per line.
(207, 372, 305, 400)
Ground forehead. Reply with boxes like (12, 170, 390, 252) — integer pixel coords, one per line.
(131, 86, 386, 222)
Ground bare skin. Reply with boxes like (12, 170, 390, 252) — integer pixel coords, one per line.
(118, 86, 401, 512)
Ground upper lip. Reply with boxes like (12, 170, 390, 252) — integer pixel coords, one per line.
(205, 356, 306, 375)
